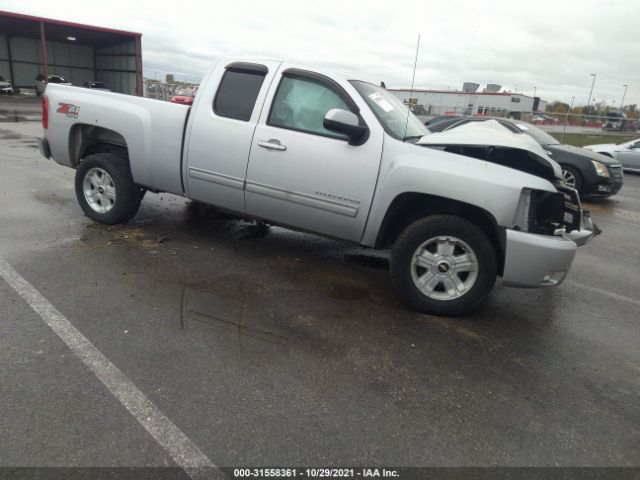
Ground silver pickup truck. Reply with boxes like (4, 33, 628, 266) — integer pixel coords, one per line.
(38, 58, 597, 316)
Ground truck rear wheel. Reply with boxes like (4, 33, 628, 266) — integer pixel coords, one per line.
(74, 153, 142, 224)
(390, 215, 497, 316)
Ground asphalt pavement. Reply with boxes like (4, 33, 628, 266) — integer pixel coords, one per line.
(1, 97, 639, 477)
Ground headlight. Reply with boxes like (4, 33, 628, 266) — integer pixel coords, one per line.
(592, 160, 609, 177)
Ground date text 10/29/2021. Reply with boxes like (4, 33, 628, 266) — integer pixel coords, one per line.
(230, 468, 399, 478)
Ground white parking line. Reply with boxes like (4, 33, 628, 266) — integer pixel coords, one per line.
(569, 280, 640, 308)
(0, 258, 220, 480)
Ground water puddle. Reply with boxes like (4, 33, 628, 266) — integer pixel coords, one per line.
(180, 286, 290, 358)
(0, 128, 22, 140)
(0, 110, 39, 123)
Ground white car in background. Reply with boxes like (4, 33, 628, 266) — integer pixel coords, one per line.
(584, 139, 640, 172)
(0, 75, 13, 94)
(35, 74, 72, 95)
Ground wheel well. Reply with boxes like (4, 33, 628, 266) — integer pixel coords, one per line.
(69, 124, 128, 167)
(376, 192, 506, 275)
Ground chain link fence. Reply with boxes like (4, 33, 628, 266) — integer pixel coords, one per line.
(533, 112, 639, 132)
(414, 107, 639, 133)
(143, 80, 197, 101)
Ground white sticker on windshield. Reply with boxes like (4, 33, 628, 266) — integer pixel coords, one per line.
(368, 92, 395, 113)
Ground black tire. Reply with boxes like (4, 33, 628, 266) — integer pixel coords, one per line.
(561, 165, 583, 194)
(390, 215, 497, 316)
(74, 153, 142, 224)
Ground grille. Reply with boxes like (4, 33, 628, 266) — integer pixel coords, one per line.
(609, 165, 623, 180)
(557, 186, 581, 232)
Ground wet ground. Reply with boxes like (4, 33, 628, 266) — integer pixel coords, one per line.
(1, 98, 639, 474)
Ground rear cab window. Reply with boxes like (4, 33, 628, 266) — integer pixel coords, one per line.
(213, 63, 267, 121)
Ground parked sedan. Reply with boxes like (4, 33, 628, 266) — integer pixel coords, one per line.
(170, 89, 194, 105)
(0, 75, 13, 94)
(83, 81, 110, 91)
(531, 113, 559, 125)
(584, 139, 640, 173)
(35, 74, 72, 95)
(429, 116, 623, 198)
(424, 115, 464, 129)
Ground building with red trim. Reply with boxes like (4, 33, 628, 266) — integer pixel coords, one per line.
(390, 86, 546, 117)
(0, 11, 142, 95)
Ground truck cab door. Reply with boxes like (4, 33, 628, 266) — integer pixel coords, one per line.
(244, 67, 384, 242)
(184, 60, 280, 213)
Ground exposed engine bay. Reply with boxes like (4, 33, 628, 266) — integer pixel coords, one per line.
(433, 144, 557, 183)
(416, 121, 589, 236)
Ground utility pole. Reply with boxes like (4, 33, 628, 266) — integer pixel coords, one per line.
(561, 96, 575, 144)
(585, 73, 596, 120)
(620, 84, 628, 111)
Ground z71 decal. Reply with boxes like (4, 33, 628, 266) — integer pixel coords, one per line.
(56, 103, 80, 118)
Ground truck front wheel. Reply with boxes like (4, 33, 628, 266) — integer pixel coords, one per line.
(390, 215, 497, 316)
(74, 153, 142, 225)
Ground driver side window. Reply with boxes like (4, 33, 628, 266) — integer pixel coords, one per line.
(268, 75, 351, 140)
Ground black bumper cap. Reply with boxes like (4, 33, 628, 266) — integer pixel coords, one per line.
(38, 137, 51, 159)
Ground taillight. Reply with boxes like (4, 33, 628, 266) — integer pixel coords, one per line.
(42, 95, 48, 129)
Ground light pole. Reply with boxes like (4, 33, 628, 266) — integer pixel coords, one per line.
(585, 73, 596, 120)
(561, 96, 575, 143)
(620, 84, 628, 111)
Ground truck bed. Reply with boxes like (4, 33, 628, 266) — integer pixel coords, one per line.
(44, 84, 190, 195)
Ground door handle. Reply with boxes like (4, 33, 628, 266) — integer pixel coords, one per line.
(258, 139, 287, 151)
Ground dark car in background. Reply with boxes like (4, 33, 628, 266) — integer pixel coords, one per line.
(425, 115, 467, 132)
(83, 81, 110, 91)
(427, 116, 624, 198)
(424, 115, 464, 129)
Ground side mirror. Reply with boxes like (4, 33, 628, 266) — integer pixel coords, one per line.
(323, 109, 368, 144)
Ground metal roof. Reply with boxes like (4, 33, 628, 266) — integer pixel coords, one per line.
(0, 11, 141, 48)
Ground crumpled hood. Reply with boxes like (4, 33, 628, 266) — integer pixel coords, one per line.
(418, 120, 563, 181)
(547, 143, 620, 166)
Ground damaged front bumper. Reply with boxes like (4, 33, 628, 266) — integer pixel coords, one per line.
(502, 210, 600, 288)
(563, 210, 600, 246)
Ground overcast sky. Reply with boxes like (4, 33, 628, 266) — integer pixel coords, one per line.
(2, 0, 638, 107)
